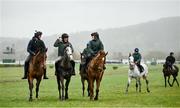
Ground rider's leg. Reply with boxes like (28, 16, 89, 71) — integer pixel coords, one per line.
(22, 55, 31, 79)
(70, 60, 76, 75)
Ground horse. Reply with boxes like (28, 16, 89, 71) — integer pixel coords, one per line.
(28, 49, 47, 101)
(126, 54, 150, 93)
(79, 53, 90, 97)
(56, 45, 73, 100)
(163, 64, 179, 87)
(87, 50, 108, 100)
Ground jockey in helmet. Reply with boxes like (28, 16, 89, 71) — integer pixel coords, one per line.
(22, 31, 48, 79)
(132, 48, 144, 72)
(83, 32, 105, 70)
(165, 52, 176, 70)
(54, 33, 75, 76)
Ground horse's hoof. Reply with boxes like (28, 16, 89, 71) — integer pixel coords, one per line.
(65, 96, 69, 100)
(90, 97, 93, 100)
(29, 98, 33, 101)
(94, 97, 98, 100)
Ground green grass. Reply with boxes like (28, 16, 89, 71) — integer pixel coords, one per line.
(0, 64, 180, 107)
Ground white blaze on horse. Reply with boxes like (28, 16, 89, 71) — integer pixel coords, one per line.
(126, 54, 150, 93)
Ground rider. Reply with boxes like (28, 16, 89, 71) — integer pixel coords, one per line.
(22, 31, 49, 79)
(132, 48, 144, 72)
(80, 43, 94, 72)
(83, 32, 105, 70)
(54, 33, 75, 76)
(165, 52, 176, 70)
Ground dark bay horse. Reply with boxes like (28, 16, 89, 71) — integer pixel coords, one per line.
(79, 53, 90, 97)
(87, 50, 107, 100)
(163, 64, 179, 87)
(28, 50, 47, 101)
(56, 46, 73, 100)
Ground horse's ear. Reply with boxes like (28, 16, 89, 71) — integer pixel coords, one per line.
(105, 52, 108, 56)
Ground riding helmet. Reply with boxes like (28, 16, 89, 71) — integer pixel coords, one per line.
(61, 33, 69, 39)
(34, 31, 42, 37)
(134, 48, 139, 52)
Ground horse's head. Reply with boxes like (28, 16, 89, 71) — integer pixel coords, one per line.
(94, 50, 108, 71)
(64, 45, 73, 60)
(80, 52, 86, 64)
(128, 54, 135, 70)
(33, 49, 47, 66)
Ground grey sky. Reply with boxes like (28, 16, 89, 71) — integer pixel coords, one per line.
(0, 0, 180, 38)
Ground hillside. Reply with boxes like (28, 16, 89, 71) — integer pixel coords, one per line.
(0, 16, 180, 60)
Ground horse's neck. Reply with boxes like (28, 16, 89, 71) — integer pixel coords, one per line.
(61, 54, 71, 67)
(130, 65, 139, 73)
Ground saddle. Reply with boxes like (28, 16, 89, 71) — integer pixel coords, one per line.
(137, 64, 144, 73)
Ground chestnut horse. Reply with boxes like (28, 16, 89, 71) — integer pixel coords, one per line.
(28, 50, 47, 101)
(56, 46, 73, 100)
(163, 64, 179, 87)
(87, 50, 108, 100)
(79, 53, 90, 97)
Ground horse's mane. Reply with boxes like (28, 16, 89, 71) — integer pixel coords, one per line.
(88, 50, 107, 71)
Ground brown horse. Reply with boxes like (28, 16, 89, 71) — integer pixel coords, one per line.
(87, 50, 108, 100)
(79, 53, 90, 97)
(163, 64, 179, 87)
(28, 50, 47, 101)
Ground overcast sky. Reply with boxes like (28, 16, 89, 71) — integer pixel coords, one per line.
(0, 0, 180, 38)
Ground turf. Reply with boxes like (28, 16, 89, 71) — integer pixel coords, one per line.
(0, 64, 180, 107)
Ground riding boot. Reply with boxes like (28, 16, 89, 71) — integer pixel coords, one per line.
(22, 62, 28, 79)
(43, 68, 49, 79)
(71, 61, 76, 76)
(55, 61, 58, 76)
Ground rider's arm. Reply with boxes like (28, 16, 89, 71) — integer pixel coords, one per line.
(27, 40, 35, 55)
(54, 39, 63, 47)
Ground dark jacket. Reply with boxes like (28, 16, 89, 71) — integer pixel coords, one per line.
(132, 52, 141, 63)
(88, 39, 104, 55)
(54, 39, 74, 56)
(27, 37, 46, 55)
(166, 56, 175, 65)
(82, 47, 94, 58)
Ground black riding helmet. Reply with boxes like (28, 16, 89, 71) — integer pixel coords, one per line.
(34, 31, 42, 38)
(91, 32, 99, 40)
(61, 33, 69, 39)
(170, 52, 174, 55)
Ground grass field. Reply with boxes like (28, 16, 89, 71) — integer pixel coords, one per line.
(0, 64, 180, 107)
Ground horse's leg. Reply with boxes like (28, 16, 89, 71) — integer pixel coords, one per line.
(87, 79, 90, 97)
(164, 75, 167, 87)
(28, 78, 33, 101)
(94, 78, 101, 100)
(175, 78, 179, 87)
(81, 77, 85, 97)
(60, 77, 65, 100)
(168, 76, 172, 87)
(144, 77, 150, 92)
(172, 76, 179, 87)
(56, 75, 61, 100)
(65, 77, 71, 100)
(36, 78, 42, 99)
(138, 78, 141, 92)
(89, 78, 94, 100)
(136, 79, 138, 92)
(126, 77, 131, 93)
